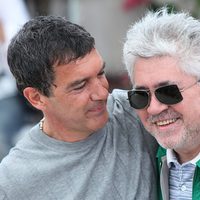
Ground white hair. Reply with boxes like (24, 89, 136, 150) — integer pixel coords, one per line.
(123, 7, 200, 82)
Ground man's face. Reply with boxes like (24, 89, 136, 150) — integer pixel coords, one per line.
(43, 49, 109, 139)
(133, 56, 200, 152)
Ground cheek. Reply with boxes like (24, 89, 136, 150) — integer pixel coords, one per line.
(181, 104, 200, 122)
(175, 96, 199, 119)
(181, 89, 200, 112)
(55, 94, 85, 112)
(102, 77, 109, 89)
(136, 110, 148, 124)
(70, 94, 88, 105)
(72, 92, 92, 110)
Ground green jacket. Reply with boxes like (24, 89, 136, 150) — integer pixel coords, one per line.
(156, 146, 200, 200)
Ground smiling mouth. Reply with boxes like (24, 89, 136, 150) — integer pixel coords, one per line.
(154, 118, 178, 126)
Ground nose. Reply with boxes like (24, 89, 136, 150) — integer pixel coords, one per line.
(146, 93, 168, 115)
(90, 78, 109, 101)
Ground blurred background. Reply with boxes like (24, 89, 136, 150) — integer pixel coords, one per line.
(0, 0, 199, 160)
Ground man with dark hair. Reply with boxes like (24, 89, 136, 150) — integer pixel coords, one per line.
(0, 16, 158, 200)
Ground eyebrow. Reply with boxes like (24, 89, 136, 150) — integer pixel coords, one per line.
(67, 62, 106, 89)
(135, 81, 174, 90)
(155, 81, 173, 88)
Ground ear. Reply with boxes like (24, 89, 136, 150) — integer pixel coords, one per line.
(23, 87, 46, 111)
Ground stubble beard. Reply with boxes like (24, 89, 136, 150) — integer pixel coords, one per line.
(147, 122, 200, 151)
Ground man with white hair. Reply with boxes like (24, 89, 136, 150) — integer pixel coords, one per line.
(124, 7, 200, 200)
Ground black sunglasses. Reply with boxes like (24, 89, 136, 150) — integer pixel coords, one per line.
(128, 81, 199, 109)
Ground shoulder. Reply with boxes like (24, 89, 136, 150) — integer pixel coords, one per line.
(107, 89, 138, 119)
(0, 125, 41, 192)
(107, 89, 129, 107)
(106, 89, 144, 134)
(107, 89, 142, 132)
(107, 89, 158, 148)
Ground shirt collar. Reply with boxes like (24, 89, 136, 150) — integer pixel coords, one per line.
(166, 149, 200, 167)
(166, 149, 177, 167)
(190, 152, 200, 165)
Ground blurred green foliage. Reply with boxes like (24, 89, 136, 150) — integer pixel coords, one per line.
(147, 0, 200, 19)
(148, 2, 178, 13)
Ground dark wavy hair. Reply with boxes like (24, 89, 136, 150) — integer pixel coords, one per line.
(7, 15, 95, 96)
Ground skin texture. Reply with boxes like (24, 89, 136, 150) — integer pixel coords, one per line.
(24, 48, 109, 142)
(133, 56, 200, 163)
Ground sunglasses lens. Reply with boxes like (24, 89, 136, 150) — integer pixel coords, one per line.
(128, 90, 149, 109)
(155, 85, 183, 105)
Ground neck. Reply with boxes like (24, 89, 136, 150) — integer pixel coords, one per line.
(175, 146, 200, 164)
(39, 118, 91, 142)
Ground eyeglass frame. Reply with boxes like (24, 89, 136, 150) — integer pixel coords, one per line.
(128, 80, 200, 109)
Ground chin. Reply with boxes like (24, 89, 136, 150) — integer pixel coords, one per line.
(92, 115, 109, 131)
(157, 137, 181, 149)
